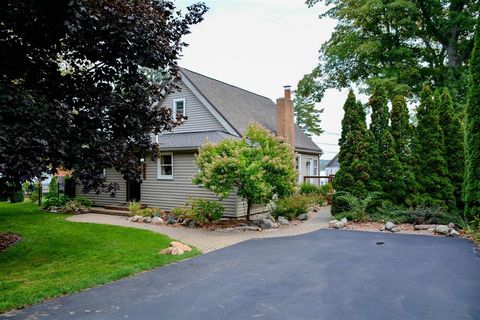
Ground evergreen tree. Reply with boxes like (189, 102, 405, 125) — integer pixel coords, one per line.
(379, 131, 405, 204)
(414, 84, 455, 209)
(437, 88, 465, 210)
(390, 95, 416, 205)
(464, 22, 480, 220)
(334, 90, 371, 197)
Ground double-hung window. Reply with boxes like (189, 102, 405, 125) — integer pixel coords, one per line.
(157, 152, 173, 180)
(173, 98, 186, 119)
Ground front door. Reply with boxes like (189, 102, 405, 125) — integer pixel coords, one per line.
(126, 180, 141, 202)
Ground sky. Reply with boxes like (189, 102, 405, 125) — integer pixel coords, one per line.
(177, 0, 347, 160)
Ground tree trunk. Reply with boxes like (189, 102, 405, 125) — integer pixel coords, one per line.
(246, 199, 252, 221)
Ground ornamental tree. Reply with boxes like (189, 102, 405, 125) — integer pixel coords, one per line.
(0, 0, 207, 194)
(463, 21, 480, 220)
(193, 123, 297, 220)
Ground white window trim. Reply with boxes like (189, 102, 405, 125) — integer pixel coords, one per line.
(307, 158, 313, 176)
(172, 98, 186, 118)
(157, 152, 174, 180)
(313, 158, 319, 176)
(295, 153, 302, 183)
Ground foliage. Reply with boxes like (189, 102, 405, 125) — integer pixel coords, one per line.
(299, 183, 322, 195)
(379, 131, 406, 204)
(304, 0, 478, 112)
(139, 207, 161, 217)
(42, 193, 69, 209)
(436, 88, 465, 209)
(0, 202, 198, 313)
(407, 206, 453, 225)
(294, 70, 324, 136)
(194, 123, 297, 219)
(8, 190, 24, 203)
(0, 0, 207, 194)
(272, 195, 322, 220)
(186, 197, 224, 223)
(128, 201, 142, 217)
(64, 200, 87, 214)
(24, 182, 41, 204)
(457, 217, 480, 244)
(464, 21, 480, 221)
(332, 192, 381, 222)
(413, 84, 455, 210)
(73, 195, 92, 208)
(48, 176, 58, 194)
(320, 182, 334, 203)
(334, 90, 372, 197)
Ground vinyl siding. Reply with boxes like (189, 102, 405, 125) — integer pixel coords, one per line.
(75, 169, 126, 206)
(160, 80, 225, 134)
(298, 152, 321, 185)
(141, 151, 239, 217)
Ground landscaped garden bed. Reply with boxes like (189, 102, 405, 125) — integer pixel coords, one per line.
(0, 232, 21, 252)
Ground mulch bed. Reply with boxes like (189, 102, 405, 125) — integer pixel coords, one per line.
(0, 232, 22, 252)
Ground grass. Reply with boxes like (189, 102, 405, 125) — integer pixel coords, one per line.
(0, 202, 199, 313)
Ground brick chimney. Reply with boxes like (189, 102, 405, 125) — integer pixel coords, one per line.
(276, 85, 294, 147)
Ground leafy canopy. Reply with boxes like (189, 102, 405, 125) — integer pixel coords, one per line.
(193, 123, 297, 219)
(294, 70, 324, 137)
(0, 0, 207, 193)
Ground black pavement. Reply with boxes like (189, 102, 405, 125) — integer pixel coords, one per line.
(3, 230, 480, 319)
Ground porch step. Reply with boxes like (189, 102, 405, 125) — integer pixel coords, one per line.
(89, 207, 131, 217)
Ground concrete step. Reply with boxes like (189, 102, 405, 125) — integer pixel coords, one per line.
(89, 207, 131, 217)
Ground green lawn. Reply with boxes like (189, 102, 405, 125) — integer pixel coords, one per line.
(0, 202, 199, 313)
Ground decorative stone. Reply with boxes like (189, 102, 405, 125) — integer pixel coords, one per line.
(448, 222, 455, 229)
(187, 220, 196, 228)
(333, 221, 346, 229)
(264, 213, 276, 223)
(277, 216, 290, 225)
(151, 217, 163, 225)
(137, 216, 145, 223)
(379, 225, 385, 231)
(385, 221, 396, 231)
(329, 220, 339, 228)
(448, 229, 460, 237)
(414, 224, 430, 230)
(435, 225, 449, 235)
(390, 227, 400, 233)
(167, 217, 176, 225)
(260, 218, 275, 229)
(340, 217, 348, 225)
(129, 215, 141, 222)
(235, 226, 262, 232)
(297, 214, 308, 221)
(144, 217, 152, 223)
(170, 241, 192, 252)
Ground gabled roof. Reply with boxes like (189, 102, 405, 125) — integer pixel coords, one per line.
(179, 68, 322, 154)
(158, 131, 239, 151)
(325, 153, 339, 168)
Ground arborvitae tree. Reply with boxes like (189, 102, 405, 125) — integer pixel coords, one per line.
(464, 22, 480, 220)
(334, 90, 371, 197)
(414, 84, 455, 210)
(390, 95, 417, 205)
(437, 88, 465, 210)
(379, 131, 405, 204)
(368, 87, 390, 193)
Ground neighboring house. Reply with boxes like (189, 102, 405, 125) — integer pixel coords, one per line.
(78, 68, 322, 217)
(325, 153, 339, 176)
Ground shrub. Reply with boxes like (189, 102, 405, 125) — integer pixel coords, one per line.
(369, 203, 410, 224)
(319, 182, 334, 203)
(332, 192, 382, 222)
(170, 207, 190, 219)
(64, 200, 87, 214)
(406, 206, 454, 225)
(43, 193, 69, 209)
(74, 195, 93, 208)
(128, 201, 142, 216)
(28, 183, 41, 204)
(9, 190, 24, 203)
(49, 176, 58, 194)
(331, 191, 352, 215)
(272, 194, 322, 220)
(139, 207, 161, 217)
(299, 183, 321, 195)
(186, 197, 224, 223)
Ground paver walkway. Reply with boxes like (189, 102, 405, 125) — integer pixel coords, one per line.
(68, 206, 332, 253)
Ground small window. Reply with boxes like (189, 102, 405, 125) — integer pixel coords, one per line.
(157, 152, 173, 180)
(173, 98, 186, 118)
(313, 159, 318, 176)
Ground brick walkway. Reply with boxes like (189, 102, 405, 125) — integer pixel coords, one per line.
(68, 206, 332, 253)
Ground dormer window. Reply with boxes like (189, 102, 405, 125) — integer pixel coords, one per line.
(173, 98, 186, 118)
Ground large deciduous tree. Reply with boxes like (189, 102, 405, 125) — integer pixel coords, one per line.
(193, 123, 297, 220)
(464, 21, 480, 221)
(294, 70, 323, 137)
(305, 0, 478, 112)
(0, 0, 207, 194)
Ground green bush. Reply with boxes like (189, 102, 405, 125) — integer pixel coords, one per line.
(406, 206, 455, 225)
(64, 200, 87, 214)
(272, 194, 322, 220)
(9, 190, 24, 203)
(299, 183, 321, 195)
(369, 203, 410, 224)
(186, 197, 224, 223)
(74, 195, 93, 208)
(128, 201, 142, 216)
(49, 176, 58, 194)
(332, 192, 382, 222)
(331, 191, 352, 215)
(28, 183, 41, 204)
(139, 207, 161, 217)
(43, 193, 69, 209)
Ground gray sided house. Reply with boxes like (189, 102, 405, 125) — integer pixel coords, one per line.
(78, 69, 322, 217)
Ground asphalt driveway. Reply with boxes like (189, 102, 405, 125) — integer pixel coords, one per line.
(3, 230, 480, 320)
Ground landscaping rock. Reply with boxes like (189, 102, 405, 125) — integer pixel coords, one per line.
(264, 213, 276, 223)
(414, 224, 430, 230)
(340, 217, 348, 225)
(297, 213, 308, 221)
(170, 247, 184, 255)
(235, 226, 262, 232)
(151, 217, 163, 225)
(144, 217, 152, 223)
(170, 241, 192, 252)
(129, 215, 141, 222)
(277, 216, 290, 225)
(329, 220, 339, 228)
(167, 217, 176, 225)
(187, 220, 196, 228)
(390, 227, 400, 233)
(260, 218, 276, 229)
(137, 216, 145, 223)
(333, 221, 345, 229)
(435, 225, 449, 235)
(385, 221, 396, 231)
(448, 229, 460, 237)
(448, 222, 455, 229)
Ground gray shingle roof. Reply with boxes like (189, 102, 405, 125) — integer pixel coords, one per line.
(180, 68, 322, 154)
(157, 131, 239, 151)
(325, 153, 339, 168)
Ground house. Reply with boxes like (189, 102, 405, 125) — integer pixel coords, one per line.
(78, 68, 322, 217)
(325, 153, 339, 176)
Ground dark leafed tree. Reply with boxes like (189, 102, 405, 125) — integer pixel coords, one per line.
(294, 70, 323, 137)
(305, 0, 478, 113)
(334, 90, 371, 197)
(379, 130, 405, 204)
(436, 88, 465, 210)
(0, 0, 207, 194)
(413, 84, 455, 210)
(464, 21, 480, 221)
(390, 95, 416, 205)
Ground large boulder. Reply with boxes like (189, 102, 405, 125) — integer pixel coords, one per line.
(277, 216, 289, 225)
(264, 212, 276, 223)
(385, 221, 396, 231)
(151, 216, 163, 225)
(297, 213, 308, 221)
(435, 225, 449, 235)
(170, 241, 192, 252)
(448, 229, 460, 237)
(260, 218, 277, 229)
(329, 220, 339, 228)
